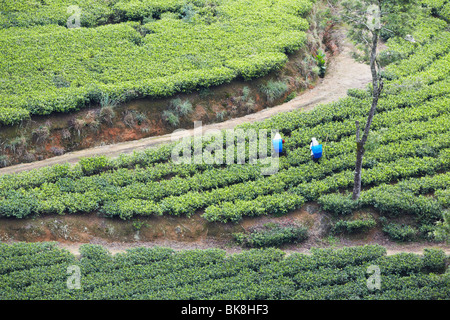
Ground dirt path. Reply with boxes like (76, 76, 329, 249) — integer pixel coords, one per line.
(0, 37, 371, 176)
(2, 204, 447, 257)
(58, 240, 450, 257)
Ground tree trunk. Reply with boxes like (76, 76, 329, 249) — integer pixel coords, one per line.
(352, 142, 365, 200)
(352, 27, 382, 201)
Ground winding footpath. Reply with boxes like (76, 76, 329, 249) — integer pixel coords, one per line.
(0, 38, 371, 175)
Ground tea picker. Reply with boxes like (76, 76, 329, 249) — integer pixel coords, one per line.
(272, 133, 285, 154)
(310, 137, 322, 162)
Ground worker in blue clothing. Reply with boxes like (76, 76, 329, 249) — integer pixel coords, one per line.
(272, 133, 285, 154)
(310, 137, 322, 162)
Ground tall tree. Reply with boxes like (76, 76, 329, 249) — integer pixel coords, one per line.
(341, 0, 417, 200)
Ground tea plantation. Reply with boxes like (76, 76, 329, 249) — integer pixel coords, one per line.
(0, 7, 449, 242)
(0, 242, 448, 299)
(0, 0, 313, 125)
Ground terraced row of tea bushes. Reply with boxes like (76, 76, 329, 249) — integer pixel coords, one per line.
(233, 222, 308, 248)
(165, 135, 450, 220)
(384, 31, 450, 79)
(285, 92, 450, 153)
(239, 68, 450, 136)
(379, 9, 448, 61)
(287, 111, 450, 167)
(0, 138, 447, 221)
(318, 170, 450, 240)
(0, 126, 448, 221)
(421, 0, 450, 22)
(1, 243, 447, 300)
(0, 242, 75, 275)
(292, 149, 450, 202)
(386, 51, 450, 90)
(0, 0, 203, 28)
(319, 172, 450, 216)
(205, 150, 450, 223)
(0, 0, 312, 125)
(1, 74, 449, 192)
(318, 172, 450, 217)
(1, 20, 449, 225)
(379, 219, 419, 242)
(202, 193, 305, 223)
(4, 82, 450, 186)
(332, 217, 377, 235)
(194, 141, 450, 222)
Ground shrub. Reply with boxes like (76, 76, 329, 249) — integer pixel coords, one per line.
(379, 49, 404, 67)
(284, 92, 296, 102)
(123, 110, 136, 128)
(0, 155, 9, 168)
(61, 128, 71, 140)
(0, 190, 39, 218)
(50, 147, 65, 156)
(436, 189, 450, 208)
(421, 248, 447, 273)
(52, 75, 70, 88)
(71, 118, 86, 137)
(162, 110, 180, 126)
(318, 193, 359, 216)
(332, 217, 377, 234)
(440, 3, 450, 22)
(0, 107, 30, 126)
(245, 98, 256, 112)
(32, 126, 50, 144)
(99, 92, 120, 108)
(259, 80, 289, 102)
(360, 186, 443, 223)
(418, 224, 438, 241)
(382, 221, 418, 242)
(215, 111, 227, 121)
(314, 48, 326, 78)
(79, 244, 114, 273)
(233, 221, 308, 248)
(23, 152, 36, 163)
(242, 86, 251, 100)
(434, 210, 450, 243)
(202, 193, 305, 223)
(171, 98, 193, 116)
(311, 66, 320, 77)
(140, 126, 151, 134)
(227, 52, 289, 80)
(347, 88, 370, 99)
(181, 3, 196, 22)
(87, 120, 100, 132)
(79, 155, 113, 176)
(99, 106, 116, 125)
(132, 219, 149, 231)
(376, 253, 423, 276)
(5, 136, 27, 154)
(134, 112, 148, 125)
